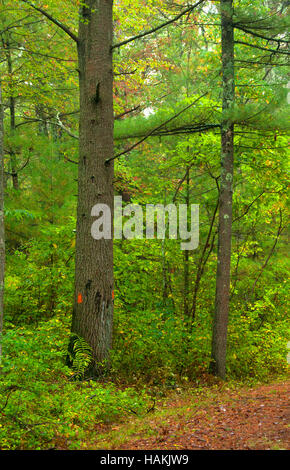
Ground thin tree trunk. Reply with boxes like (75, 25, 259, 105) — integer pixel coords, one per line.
(183, 167, 190, 317)
(69, 0, 114, 376)
(0, 82, 5, 365)
(162, 188, 168, 301)
(250, 209, 283, 300)
(210, 0, 235, 379)
(191, 198, 219, 323)
(35, 105, 49, 136)
(6, 37, 19, 190)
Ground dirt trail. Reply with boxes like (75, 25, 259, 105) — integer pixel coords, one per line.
(101, 381, 289, 450)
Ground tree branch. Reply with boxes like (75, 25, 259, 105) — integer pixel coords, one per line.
(112, 0, 205, 50)
(114, 105, 141, 120)
(105, 93, 208, 165)
(20, 0, 79, 44)
(233, 191, 265, 223)
(235, 40, 290, 55)
(172, 162, 196, 203)
(56, 113, 78, 139)
(235, 24, 290, 45)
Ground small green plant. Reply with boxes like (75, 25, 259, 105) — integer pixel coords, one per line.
(69, 334, 93, 379)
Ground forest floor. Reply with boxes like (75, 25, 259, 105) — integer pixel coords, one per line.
(92, 380, 289, 450)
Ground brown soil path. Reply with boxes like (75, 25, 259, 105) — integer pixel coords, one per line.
(98, 381, 289, 450)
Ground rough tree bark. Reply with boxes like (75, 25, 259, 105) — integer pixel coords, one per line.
(19, 0, 115, 377)
(183, 166, 190, 318)
(210, 0, 235, 379)
(68, 0, 114, 376)
(0, 82, 5, 364)
(3, 36, 19, 189)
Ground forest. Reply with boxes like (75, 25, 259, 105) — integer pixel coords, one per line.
(0, 0, 289, 452)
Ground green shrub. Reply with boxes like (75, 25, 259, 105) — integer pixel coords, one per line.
(0, 318, 151, 450)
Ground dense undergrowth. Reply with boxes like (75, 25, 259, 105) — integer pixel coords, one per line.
(0, 317, 152, 450)
(1, 298, 288, 449)
(1, 223, 289, 449)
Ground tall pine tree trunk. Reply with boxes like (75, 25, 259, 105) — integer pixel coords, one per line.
(6, 38, 19, 190)
(210, 0, 234, 379)
(69, 0, 114, 376)
(0, 82, 5, 364)
(184, 167, 190, 317)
